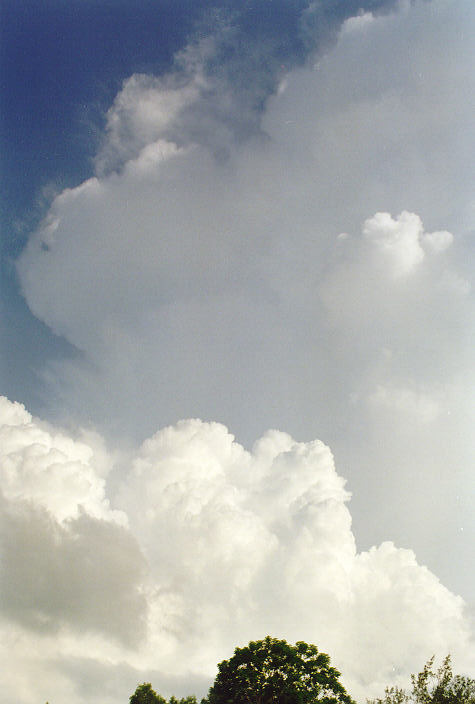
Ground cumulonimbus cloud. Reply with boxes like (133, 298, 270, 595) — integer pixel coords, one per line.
(6, 1, 475, 701)
(16, 0, 474, 449)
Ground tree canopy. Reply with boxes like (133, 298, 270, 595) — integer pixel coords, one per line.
(367, 656, 475, 704)
(129, 683, 198, 704)
(205, 635, 356, 704)
(130, 683, 167, 704)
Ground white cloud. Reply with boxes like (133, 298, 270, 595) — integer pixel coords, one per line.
(96, 73, 200, 174)
(0, 396, 121, 524)
(0, 396, 472, 704)
(363, 211, 426, 278)
(0, 398, 147, 648)
(421, 228, 453, 254)
(17, 0, 474, 416)
(340, 11, 375, 35)
(368, 385, 441, 424)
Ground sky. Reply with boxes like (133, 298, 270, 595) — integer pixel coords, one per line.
(0, 1, 474, 702)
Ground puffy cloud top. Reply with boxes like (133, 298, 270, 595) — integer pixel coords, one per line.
(0, 396, 120, 523)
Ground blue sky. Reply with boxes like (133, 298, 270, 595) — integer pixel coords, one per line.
(1, 0, 400, 248)
(1, 2, 474, 703)
(1, 0, 199, 234)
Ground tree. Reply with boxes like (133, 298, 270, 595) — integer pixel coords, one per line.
(205, 635, 356, 704)
(130, 683, 167, 704)
(130, 684, 199, 704)
(367, 656, 475, 704)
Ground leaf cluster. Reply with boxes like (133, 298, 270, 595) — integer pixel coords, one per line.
(367, 656, 475, 704)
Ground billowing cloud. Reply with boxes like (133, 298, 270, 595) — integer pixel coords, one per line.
(15, 0, 474, 604)
(0, 396, 472, 704)
(94, 0, 402, 175)
(17, 0, 474, 429)
(0, 397, 119, 522)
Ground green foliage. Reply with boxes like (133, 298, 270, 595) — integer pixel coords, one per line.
(205, 635, 356, 704)
(130, 683, 167, 704)
(367, 656, 475, 704)
(130, 683, 199, 704)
